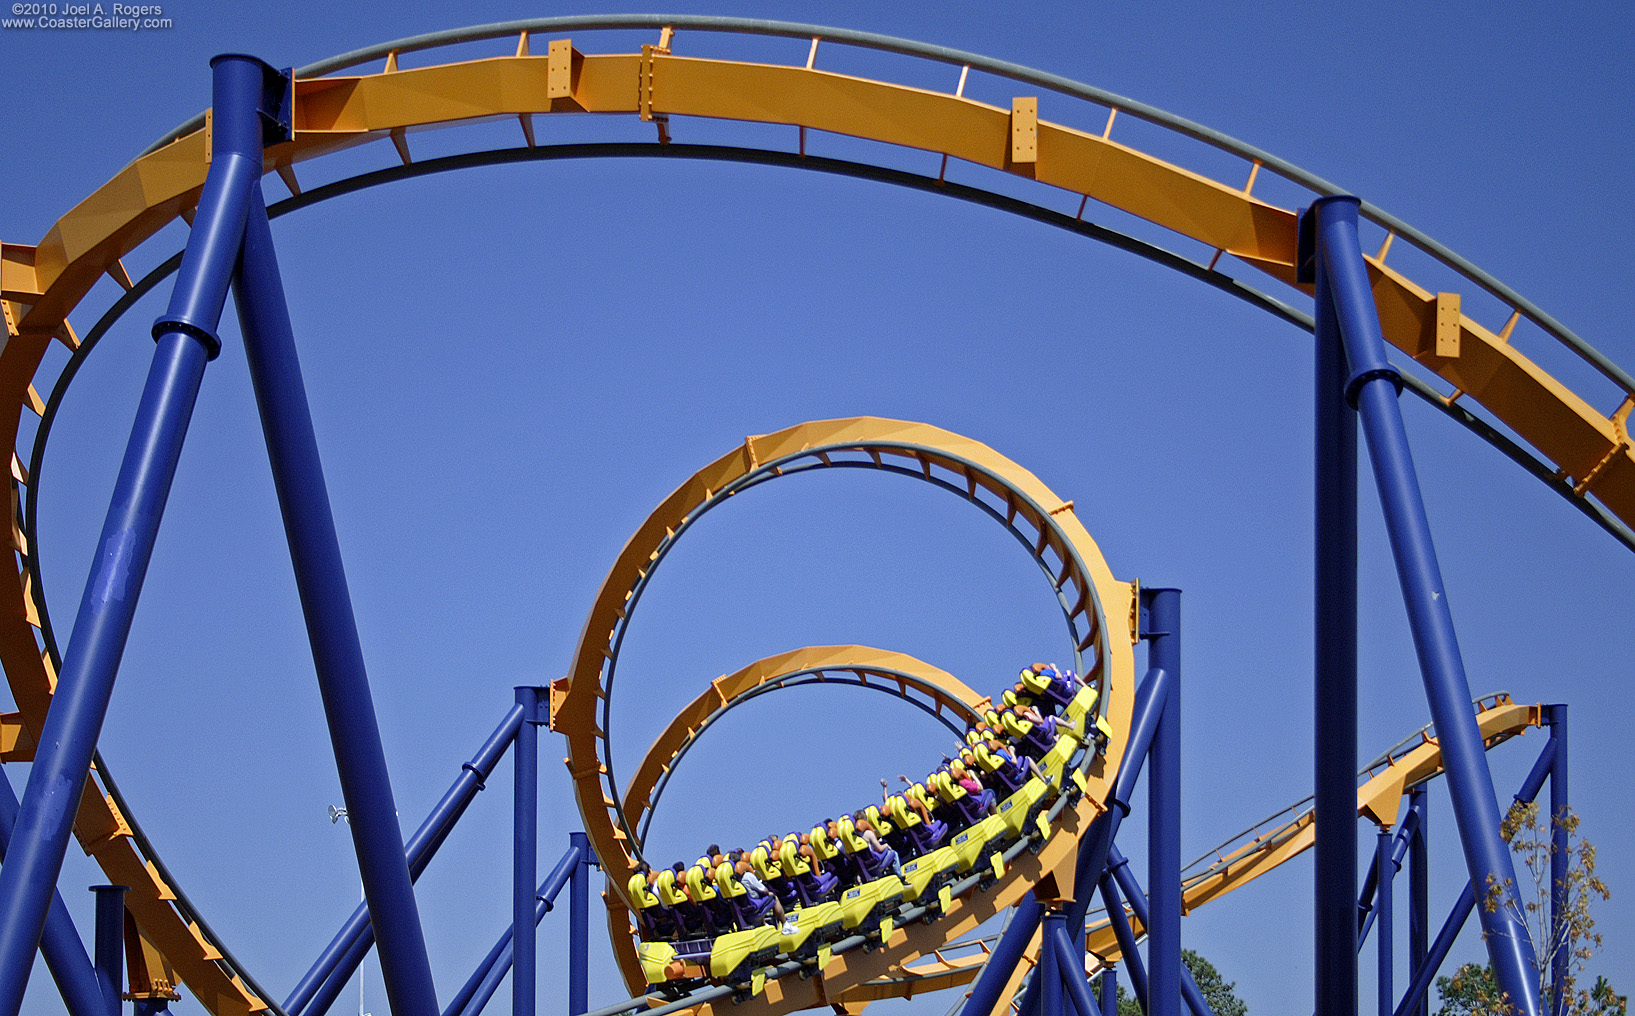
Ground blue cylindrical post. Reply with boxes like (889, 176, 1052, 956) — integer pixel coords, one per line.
(1546, 705, 1568, 1016)
(1314, 195, 1539, 1016)
(233, 187, 436, 1016)
(568, 831, 595, 1016)
(1098, 875, 1146, 1010)
(1391, 886, 1473, 1016)
(1142, 588, 1181, 1016)
(513, 689, 542, 1016)
(291, 705, 527, 1016)
(1394, 728, 1557, 1016)
(1408, 789, 1428, 1016)
(1358, 808, 1420, 948)
(1099, 966, 1117, 1016)
(0, 55, 272, 1016)
(0, 769, 106, 1016)
(445, 845, 580, 1016)
(1312, 213, 1360, 1016)
(1050, 916, 1105, 1016)
(963, 898, 1042, 1016)
(1375, 832, 1392, 1016)
(91, 885, 127, 1016)
(1040, 910, 1064, 1016)
(1105, 848, 1216, 1016)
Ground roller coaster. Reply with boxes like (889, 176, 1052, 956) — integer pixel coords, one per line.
(0, 15, 1624, 1016)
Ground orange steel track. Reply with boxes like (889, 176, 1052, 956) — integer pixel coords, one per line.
(0, 18, 1617, 1016)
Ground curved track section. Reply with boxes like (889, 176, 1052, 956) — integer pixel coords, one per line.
(0, 17, 1628, 1016)
(551, 417, 1137, 1002)
(853, 694, 1541, 1009)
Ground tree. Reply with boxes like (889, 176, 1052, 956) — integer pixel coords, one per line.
(1112, 949, 1248, 1016)
(1434, 802, 1621, 1016)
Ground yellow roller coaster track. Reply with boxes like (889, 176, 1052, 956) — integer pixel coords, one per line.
(0, 16, 1621, 1016)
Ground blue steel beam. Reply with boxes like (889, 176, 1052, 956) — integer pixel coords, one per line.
(1099, 967, 1117, 1016)
(1546, 705, 1568, 1016)
(1312, 195, 1539, 1016)
(1407, 790, 1429, 1016)
(449, 843, 582, 1016)
(233, 185, 437, 1016)
(1098, 876, 1146, 1012)
(1041, 910, 1064, 1016)
(0, 54, 275, 1015)
(1141, 589, 1182, 1016)
(1358, 808, 1421, 947)
(292, 705, 527, 1016)
(961, 899, 1042, 1016)
(568, 831, 595, 1016)
(90, 886, 127, 1016)
(1393, 729, 1556, 1016)
(513, 689, 543, 1016)
(0, 769, 106, 1016)
(1312, 220, 1360, 1016)
(1375, 832, 1393, 1016)
(1047, 914, 1105, 1016)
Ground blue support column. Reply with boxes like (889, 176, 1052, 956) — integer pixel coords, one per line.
(1407, 790, 1428, 1016)
(1546, 705, 1568, 1016)
(1099, 967, 1118, 1016)
(448, 844, 582, 1016)
(1311, 195, 1538, 1016)
(568, 831, 595, 1016)
(291, 705, 526, 1016)
(1041, 910, 1064, 1016)
(1048, 914, 1105, 1016)
(233, 181, 436, 1016)
(963, 898, 1042, 1016)
(1375, 832, 1393, 1016)
(1310, 207, 1360, 1016)
(1104, 848, 1216, 1016)
(1358, 808, 1420, 948)
(1140, 589, 1181, 1016)
(91, 886, 127, 1016)
(0, 55, 282, 1016)
(1099, 875, 1146, 1012)
(1394, 727, 1556, 1016)
(0, 769, 105, 1016)
(513, 689, 543, 1016)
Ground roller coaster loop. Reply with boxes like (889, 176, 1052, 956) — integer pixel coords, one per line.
(0, 15, 1620, 1016)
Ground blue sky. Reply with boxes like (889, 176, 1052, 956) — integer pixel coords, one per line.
(2, 2, 1632, 1015)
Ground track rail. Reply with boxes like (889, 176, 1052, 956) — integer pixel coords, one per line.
(0, 18, 1626, 1015)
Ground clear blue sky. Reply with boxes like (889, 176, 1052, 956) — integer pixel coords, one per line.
(2, 2, 1631, 1015)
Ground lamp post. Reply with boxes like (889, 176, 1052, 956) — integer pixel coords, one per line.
(329, 807, 373, 1016)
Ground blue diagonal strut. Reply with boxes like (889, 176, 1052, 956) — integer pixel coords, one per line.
(1311, 195, 1540, 1016)
(0, 54, 273, 1016)
(232, 183, 438, 1014)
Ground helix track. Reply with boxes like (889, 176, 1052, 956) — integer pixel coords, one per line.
(0, 16, 1623, 1016)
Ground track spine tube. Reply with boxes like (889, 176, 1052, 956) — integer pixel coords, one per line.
(291, 705, 527, 1016)
(1314, 195, 1540, 1016)
(1140, 589, 1182, 1016)
(514, 688, 543, 1016)
(1546, 705, 1568, 1016)
(568, 831, 594, 1016)
(0, 53, 271, 1016)
(1311, 206, 1361, 1016)
(1376, 831, 1393, 1016)
(233, 180, 437, 1016)
(0, 770, 107, 1016)
(1408, 789, 1429, 1016)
